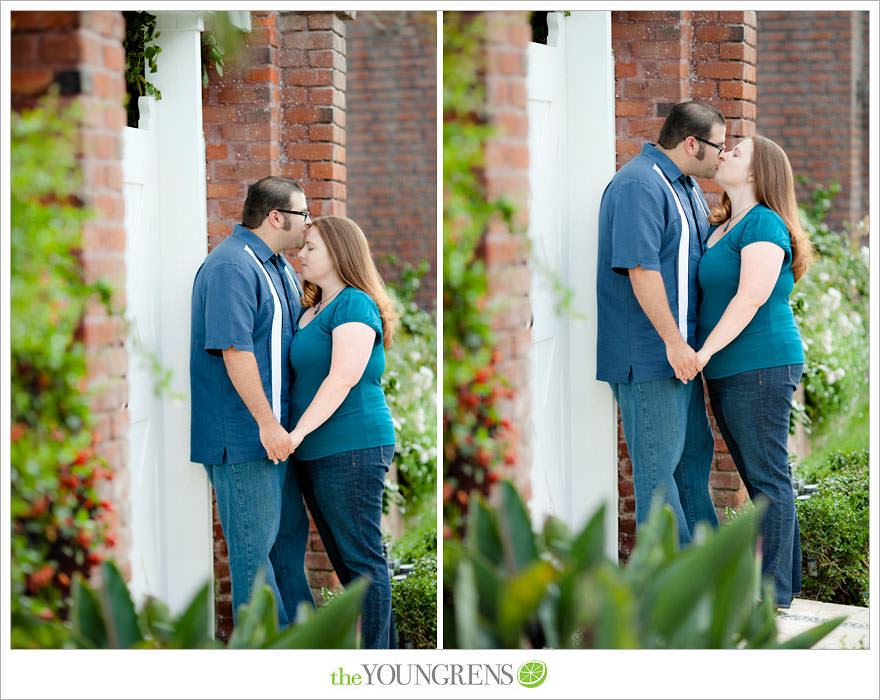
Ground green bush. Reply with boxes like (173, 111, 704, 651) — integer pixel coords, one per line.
(791, 180, 869, 441)
(796, 450, 869, 606)
(11, 93, 116, 647)
(64, 560, 367, 649)
(383, 261, 437, 520)
(391, 527, 437, 648)
(444, 481, 843, 649)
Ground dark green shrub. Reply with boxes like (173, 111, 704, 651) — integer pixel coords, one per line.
(796, 450, 869, 606)
(391, 528, 437, 648)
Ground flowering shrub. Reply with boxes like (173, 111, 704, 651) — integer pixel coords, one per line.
(443, 12, 518, 534)
(790, 180, 869, 436)
(11, 94, 116, 647)
(383, 262, 437, 518)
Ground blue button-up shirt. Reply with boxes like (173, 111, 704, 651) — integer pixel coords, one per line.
(596, 143, 710, 383)
(190, 224, 302, 464)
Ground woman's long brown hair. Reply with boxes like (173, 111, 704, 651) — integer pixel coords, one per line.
(302, 216, 397, 348)
(709, 134, 814, 281)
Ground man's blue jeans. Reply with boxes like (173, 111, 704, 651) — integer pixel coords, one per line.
(295, 445, 394, 649)
(706, 364, 803, 608)
(611, 375, 718, 546)
(204, 457, 314, 627)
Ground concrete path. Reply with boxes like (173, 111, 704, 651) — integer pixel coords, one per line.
(776, 597, 870, 649)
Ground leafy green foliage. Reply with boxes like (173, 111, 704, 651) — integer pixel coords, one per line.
(391, 528, 437, 649)
(383, 261, 437, 519)
(444, 480, 844, 649)
(796, 450, 869, 606)
(201, 12, 249, 89)
(66, 560, 367, 648)
(11, 94, 116, 647)
(443, 12, 518, 534)
(790, 180, 869, 441)
(123, 11, 162, 126)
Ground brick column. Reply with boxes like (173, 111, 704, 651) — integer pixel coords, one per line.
(203, 11, 283, 250)
(346, 11, 437, 309)
(481, 11, 532, 497)
(279, 11, 348, 218)
(756, 10, 870, 230)
(611, 10, 756, 559)
(11, 10, 131, 572)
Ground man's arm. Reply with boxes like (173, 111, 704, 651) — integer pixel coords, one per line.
(628, 265, 700, 382)
(222, 347, 291, 464)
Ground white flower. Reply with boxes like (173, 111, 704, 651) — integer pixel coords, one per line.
(820, 329, 833, 354)
(818, 272, 830, 283)
(826, 287, 842, 310)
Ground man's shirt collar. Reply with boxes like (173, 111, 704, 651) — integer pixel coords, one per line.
(642, 143, 688, 185)
(232, 223, 275, 262)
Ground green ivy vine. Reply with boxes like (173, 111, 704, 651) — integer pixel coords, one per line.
(443, 12, 520, 534)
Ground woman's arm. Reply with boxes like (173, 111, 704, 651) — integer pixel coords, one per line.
(697, 241, 785, 368)
(289, 322, 376, 451)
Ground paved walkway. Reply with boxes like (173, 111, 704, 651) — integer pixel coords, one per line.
(776, 597, 870, 649)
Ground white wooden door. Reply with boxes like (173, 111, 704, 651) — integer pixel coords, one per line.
(123, 101, 162, 607)
(527, 11, 619, 557)
(527, 14, 569, 530)
(122, 12, 214, 615)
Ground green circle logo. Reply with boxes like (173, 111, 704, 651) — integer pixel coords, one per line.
(517, 660, 547, 688)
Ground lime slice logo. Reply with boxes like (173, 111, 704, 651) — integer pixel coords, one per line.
(517, 660, 547, 688)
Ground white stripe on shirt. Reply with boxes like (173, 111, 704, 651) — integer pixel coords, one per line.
(652, 164, 689, 338)
(243, 245, 282, 422)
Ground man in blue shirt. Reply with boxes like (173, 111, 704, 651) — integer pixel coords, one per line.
(596, 102, 726, 546)
(190, 176, 314, 625)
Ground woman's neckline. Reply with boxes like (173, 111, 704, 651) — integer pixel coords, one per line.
(297, 286, 350, 330)
(706, 204, 761, 249)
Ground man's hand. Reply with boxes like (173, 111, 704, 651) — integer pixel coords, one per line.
(260, 419, 293, 464)
(666, 336, 700, 383)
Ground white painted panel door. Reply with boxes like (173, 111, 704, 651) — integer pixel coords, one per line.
(527, 12, 619, 557)
(527, 16, 570, 530)
(123, 102, 161, 607)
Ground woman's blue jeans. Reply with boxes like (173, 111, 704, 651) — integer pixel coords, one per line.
(611, 375, 719, 546)
(295, 444, 394, 649)
(204, 457, 315, 628)
(706, 363, 803, 608)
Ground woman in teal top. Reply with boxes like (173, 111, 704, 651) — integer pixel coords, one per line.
(695, 135, 813, 609)
(285, 215, 397, 648)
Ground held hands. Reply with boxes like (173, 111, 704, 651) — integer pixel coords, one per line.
(666, 337, 701, 383)
(259, 420, 294, 464)
(288, 428, 305, 456)
(696, 347, 712, 372)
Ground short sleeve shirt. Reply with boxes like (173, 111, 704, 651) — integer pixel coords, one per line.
(596, 143, 711, 383)
(289, 287, 395, 460)
(697, 205, 804, 379)
(190, 224, 302, 464)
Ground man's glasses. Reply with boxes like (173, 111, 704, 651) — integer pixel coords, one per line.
(692, 136, 725, 155)
(276, 208, 311, 222)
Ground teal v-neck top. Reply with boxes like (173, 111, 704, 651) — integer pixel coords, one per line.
(289, 286, 395, 460)
(696, 204, 804, 379)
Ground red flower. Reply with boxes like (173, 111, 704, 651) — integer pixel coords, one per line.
(10, 423, 25, 442)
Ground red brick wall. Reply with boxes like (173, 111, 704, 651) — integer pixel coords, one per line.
(611, 10, 756, 559)
(202, 10, 348, 640)
(346, 11, 438, 310)
(11, 10, 131, 574)
(756, 11, 870, 231)
(481, 11, 532, 495)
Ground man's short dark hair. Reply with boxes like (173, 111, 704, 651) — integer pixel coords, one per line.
(241, 176, 304, 229)
(657, 101, 725, 149)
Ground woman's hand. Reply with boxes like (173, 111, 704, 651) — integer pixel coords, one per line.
(696, 347, 712, 371)
(289, 428, 305, 455)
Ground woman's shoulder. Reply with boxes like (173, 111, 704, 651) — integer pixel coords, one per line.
(749, 204, 787, 229)
(330, 287, 381, 324)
